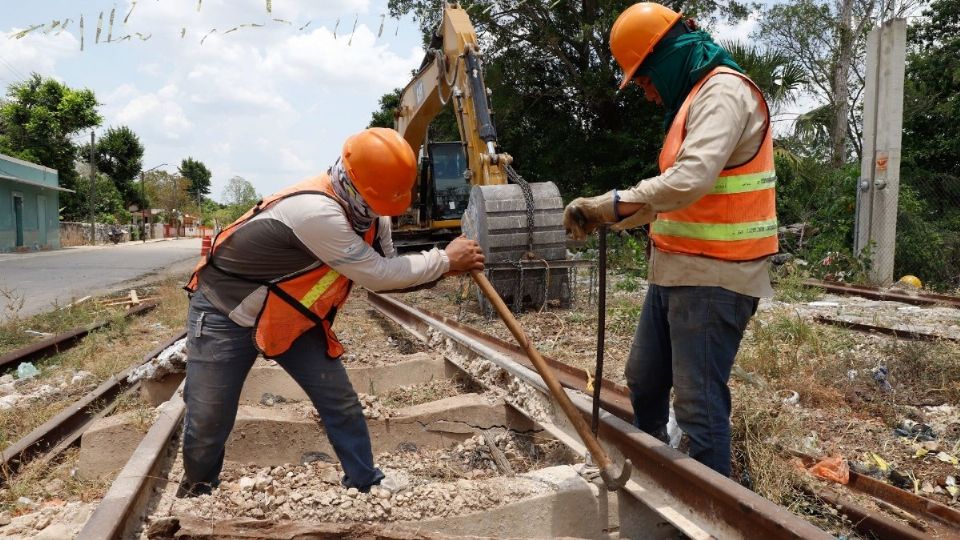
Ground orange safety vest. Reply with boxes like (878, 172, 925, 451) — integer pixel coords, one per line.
(185, 174, 377, 359)
(649, 67, 778, 261)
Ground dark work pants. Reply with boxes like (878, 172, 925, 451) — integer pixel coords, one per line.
(180, 290, 383, 495)
(624, 285, 758, 476)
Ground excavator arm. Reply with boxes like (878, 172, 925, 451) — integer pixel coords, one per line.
(394, 3, 509, 189)
(391, 3, 570, 313)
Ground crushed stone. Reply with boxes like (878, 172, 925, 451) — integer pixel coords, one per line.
(128, 338, 188, 383)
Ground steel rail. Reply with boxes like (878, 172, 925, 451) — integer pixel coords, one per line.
(366, 291, 831, 540)
(0, 331, 186, 482)
(0, 302, 159, 373)
(813, 315, 960, 343)
(77, 381, 185, 540)
(804, 279, 960, 309)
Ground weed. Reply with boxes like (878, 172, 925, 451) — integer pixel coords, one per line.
(772, 268, 820, 303)
(884, 340, 960, 404)
(607, 297, 644, 335)
(614, 273, 643, 293)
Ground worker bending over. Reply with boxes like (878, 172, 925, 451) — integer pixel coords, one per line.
(565, 3, 777, 476)
(180, 127, 485, 496)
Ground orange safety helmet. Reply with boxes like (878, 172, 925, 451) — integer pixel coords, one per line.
(341, 127, 417, 216)
(610, 3, 682, 90)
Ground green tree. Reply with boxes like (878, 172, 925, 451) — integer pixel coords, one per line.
(369, 89, 402, 129)
(0, 73, 101, 218)
(899, 0, 960, 287)
(221, 176, 260, 222)
(179, 157, 212, 201)
(73, 171, 129, 224)
(143, 170, 188, 219)
(88, 126, 145, 208)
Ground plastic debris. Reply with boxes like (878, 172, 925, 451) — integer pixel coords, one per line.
(24, 330, 53, 338)
(872, 366, 893, 392)
(946, 477, 959, 500)
(666, 406, 683, 448)
(936, 452, 959, 466)
(779, 390, 800, 406)
(867, 452, 890, 474)
(808, 301, 840, 307)
(16, 362, 39, 380)
(895, 419, 936, 442)
(808, 456, 850, 485)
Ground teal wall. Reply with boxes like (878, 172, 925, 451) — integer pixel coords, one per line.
(0, 154, 61, 252)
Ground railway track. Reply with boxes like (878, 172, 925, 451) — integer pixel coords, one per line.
(17, 293, 948, 540)
(0, 331, 186, 482)
(804, 279, 960, 309)
(0, 302, 159, 374)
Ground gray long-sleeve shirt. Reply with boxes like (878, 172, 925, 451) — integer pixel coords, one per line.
(615, 73, 775, 298)
(198, 192, 449, 326)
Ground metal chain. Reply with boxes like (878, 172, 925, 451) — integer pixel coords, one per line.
(505, 164, 535, 258)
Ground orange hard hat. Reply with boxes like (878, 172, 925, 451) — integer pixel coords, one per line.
(341, 127, 417, 216)
(610, 3, 682, 90)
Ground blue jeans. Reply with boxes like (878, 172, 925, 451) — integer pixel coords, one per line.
(624, 285, 758, 476)
(179, 291, 383, 495)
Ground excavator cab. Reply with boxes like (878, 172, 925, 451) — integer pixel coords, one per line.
(427, 142, 471, 223)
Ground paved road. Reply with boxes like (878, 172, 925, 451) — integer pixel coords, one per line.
(0, 238, 202, 321)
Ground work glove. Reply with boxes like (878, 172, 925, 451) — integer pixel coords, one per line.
(563, 191, 617, 241)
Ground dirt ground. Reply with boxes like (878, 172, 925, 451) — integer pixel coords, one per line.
(335, 274, 960, 536)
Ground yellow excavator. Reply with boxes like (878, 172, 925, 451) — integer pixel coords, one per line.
(392, 3, 570, 310)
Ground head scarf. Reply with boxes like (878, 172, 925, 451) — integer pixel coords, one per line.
(636, 27, 744, 130)
(329, 159, 378, 234)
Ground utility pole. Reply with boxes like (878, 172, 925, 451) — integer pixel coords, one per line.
(89, 131, 96, 245)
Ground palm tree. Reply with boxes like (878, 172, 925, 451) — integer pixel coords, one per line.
(721, 40, 806, 109)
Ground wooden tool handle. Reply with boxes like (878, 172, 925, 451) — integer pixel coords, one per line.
(470, 270, 614, 471)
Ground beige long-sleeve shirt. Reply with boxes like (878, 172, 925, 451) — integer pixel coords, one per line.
(615, 73, 775, 298)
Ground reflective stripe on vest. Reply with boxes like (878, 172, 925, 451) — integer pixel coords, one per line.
(653, 218, 778, 241)
(649, 66, 778, 262)
(300, 269, 341, 308)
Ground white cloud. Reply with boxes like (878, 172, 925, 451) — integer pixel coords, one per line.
(709, 11, 760, 44)
(0, 27, 78, 82)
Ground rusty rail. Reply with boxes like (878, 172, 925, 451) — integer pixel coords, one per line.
(367, 291, 831, 540)
(813, 315, 960, 343)
(794, 451, 960, 538)
(804, 279, 960, 309)
(0, 302, 159, 373)
(0, 331, 185, 482)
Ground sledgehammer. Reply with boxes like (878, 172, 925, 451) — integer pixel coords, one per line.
(470, 270, 632, 491)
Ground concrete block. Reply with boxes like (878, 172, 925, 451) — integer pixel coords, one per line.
(238, 353, 453, 405)
(78, 411, 150, 480)
(410, 465, 611, 539)
(224, 393, 539, 467)
(225, 405, 324, 466)
(140, 373, 185, 406)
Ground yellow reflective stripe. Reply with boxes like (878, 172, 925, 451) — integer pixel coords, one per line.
(710, 171, 776, 195)
(300, 270, 341, 308)
(652, 218, 779, 241)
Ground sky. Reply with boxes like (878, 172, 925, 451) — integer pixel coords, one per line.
(1, 0, 427, 203)
(1, 1, 758, 204)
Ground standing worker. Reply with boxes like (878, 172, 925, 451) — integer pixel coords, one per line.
(564, 3, 777, 477)
(180, 127, 485, 496)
